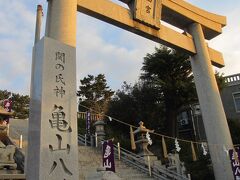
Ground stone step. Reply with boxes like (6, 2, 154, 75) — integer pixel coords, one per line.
(0, 169, 22, 174)
(78, 146, 156, 180)
(116, 169, 153, 179)
(119, 175, 154, 180)
(116, 167, 143, 173)
(124, 178, 154, 180)
(114, 163, 130, 168)
(119, 174, 151, 178)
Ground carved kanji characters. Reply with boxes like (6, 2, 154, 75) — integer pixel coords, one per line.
(49, 105, 72, 132)
(55, 64, 64, 71)
(54, 86, 65, 98)
(49, 134, 72, 176)
(146, 5, 151, 13)
(56, 74, 66, 85)
(55, 52, 65, 64)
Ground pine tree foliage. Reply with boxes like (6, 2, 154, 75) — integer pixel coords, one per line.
(0, 90, 29, 119)
(141, 46, 197, 136)
(107, 81, 165, 137)
(77, 74, 114, 114)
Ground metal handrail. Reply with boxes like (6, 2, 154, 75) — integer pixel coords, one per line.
(78, 134, 189, 180)
(113, 144, 188, 180)
(78, 134, 92, 146)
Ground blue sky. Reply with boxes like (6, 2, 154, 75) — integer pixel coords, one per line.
(0, 0, 239, 95)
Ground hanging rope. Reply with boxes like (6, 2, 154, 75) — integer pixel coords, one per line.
(78, 103, 237, 152)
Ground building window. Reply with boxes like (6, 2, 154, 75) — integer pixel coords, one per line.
(177, 111, 189, 126)
(233, 92, 240, 113)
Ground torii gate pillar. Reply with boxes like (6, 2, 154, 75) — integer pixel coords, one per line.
(189, 23, 233, 180)
(27, 0, 79, 179)
(45, 0, 77, 47)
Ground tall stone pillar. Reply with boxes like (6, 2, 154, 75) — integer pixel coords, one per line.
(188, 23, 234, 180)
(27, 0, 78, 180)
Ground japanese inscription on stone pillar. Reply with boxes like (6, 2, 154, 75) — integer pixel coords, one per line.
(28, 37, 79, 180)
(133, 0, 161, 29)
(47, 49, 75, 179)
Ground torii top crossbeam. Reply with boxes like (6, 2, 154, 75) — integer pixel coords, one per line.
(77, 0, 226, 68)
(120, 0, 226, 39)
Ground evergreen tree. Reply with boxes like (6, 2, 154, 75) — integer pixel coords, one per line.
(141, 46, 197, 137)
(12, 93, 29, 119)
(77, 74, 114, 114)
(115, 81, 163, 128)
(0, 90, 29, 119)
(0, 90, 11, 100)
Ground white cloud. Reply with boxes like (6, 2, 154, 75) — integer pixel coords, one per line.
(210, 8, 240, 76)
(0, 0, 239, 95)
(76, 13, 157, 90)
(0, 1, 36, 95)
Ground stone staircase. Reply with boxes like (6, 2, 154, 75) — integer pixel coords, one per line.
(78, 133, 189, 180)
(78, 145, 155, 180)
(115, 161, 154, 179)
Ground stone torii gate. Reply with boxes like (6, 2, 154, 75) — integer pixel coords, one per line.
(27, 0, 234, 179)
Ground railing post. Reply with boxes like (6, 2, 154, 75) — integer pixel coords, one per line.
(147, 155, 151, 177)
(117, 142, 121, 160)
(19, 135, 23, 149)
(84, 134, 87, 146)
(95, 132, 98, 147)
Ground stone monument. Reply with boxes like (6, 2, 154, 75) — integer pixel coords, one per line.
(26, 1, 79, 180)
(0, 141, 17, 170)
(167, 153, 186, 177)
(93, 120, 106, 145)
